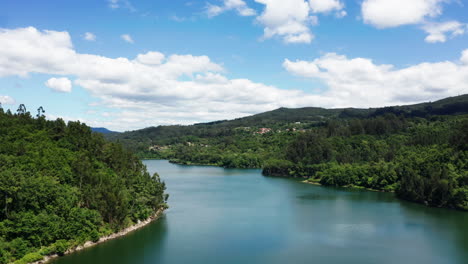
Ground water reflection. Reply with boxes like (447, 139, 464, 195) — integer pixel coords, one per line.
(52, 211, 169, 264)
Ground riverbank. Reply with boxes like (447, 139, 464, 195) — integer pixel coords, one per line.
(27, 208, 165, 264)
(151, 158, 467, 211)
(302, 180, 395, 193)
(168, 159, 220, 167)
(164, 158, 395, 194)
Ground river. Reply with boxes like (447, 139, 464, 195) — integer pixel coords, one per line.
(52, 160, 468, 264)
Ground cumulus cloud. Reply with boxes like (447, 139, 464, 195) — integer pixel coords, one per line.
(309, 0, 344, 14)
(206, 0, 345, 44)
(255, 0, 316, 44)
(0, 95, 15, 105)
(206, 0, 256, 17)
(0, 27, 465, 131)
(45, 77, 72, 93)
(362, 0, 446, 28)
(121, 34, 134, 43)
(423, 21, 467, 43)
(283, 50, 468, 107)
(84, 32, 96, 41)
(254, 0, 346, 43)
(135, 52, 165, 65)
(0, 27, 326, 130)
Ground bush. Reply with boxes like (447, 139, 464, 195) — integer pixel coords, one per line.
(38, 245, 55, 256)
(15, 252, 43, 264)
(8, 238, 30, 260)
(53, 240, 70, 256)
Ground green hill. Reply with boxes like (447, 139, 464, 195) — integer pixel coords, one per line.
(107, 95, 467, 211)
(0, 109, 168, 264)
(107, 94, 468, 151)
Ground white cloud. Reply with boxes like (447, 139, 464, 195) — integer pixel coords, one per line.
(253, 0, 345, 44)
(423, 21, 467, 43)
(206, 0, 256, 17)
(84, 32, 96, 41)
(0, 27, 324, 130)
(1, 27, 466, 131)
(121, 34, 134, 43)
(135, 52, 165, 65)
(255, 0, 315, 44)
(284, 50, 468, 107)
(0, 27, 74, 77)
(283, 59, 321, 77)
(309, 0, 344, 14)
(206, 0, 345, 44)
(45, 77, 72, 93)
(462, 50, 468, 64)
(362, 0, 446, 28)
(0, 95, 15, 105)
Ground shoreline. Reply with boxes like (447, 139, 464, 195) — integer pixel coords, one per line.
(301, 180, 395, 193)
(29, 208, 165, 264)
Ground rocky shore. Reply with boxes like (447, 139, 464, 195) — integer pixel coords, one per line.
(29, 208, 165, 264)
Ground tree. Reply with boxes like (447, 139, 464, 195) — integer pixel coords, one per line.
(0, 109, 167, 263)
(16, 104, 26, 115)
(36, 106, 45, 118)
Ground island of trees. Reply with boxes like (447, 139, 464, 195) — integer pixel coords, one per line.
(108, 95, 468, 211)
(0, 106, 168, 264)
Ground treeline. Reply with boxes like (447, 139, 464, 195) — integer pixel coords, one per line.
(146, 114, 467, 210)
(147, 128, 293, 169)
(0, 108, 168, 264)
(107, 94, 468, 152)
(107, 95, 468, 210)
(263, 115, 468, 210)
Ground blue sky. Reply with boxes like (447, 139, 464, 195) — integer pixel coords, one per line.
(0, 0, 467, 131)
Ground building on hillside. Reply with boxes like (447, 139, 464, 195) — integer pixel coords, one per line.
(148, 145, 168, 151)
(256, 128, 272, 134)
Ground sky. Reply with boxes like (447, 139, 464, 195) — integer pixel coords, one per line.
(0, 0, 467, 131)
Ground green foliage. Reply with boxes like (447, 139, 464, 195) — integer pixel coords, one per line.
(52, 240, 69, 256)
(106, 95, 467, 210)
(286, 132, 332, 164)
(109, 95, 467, 211)
(265, 117, 468, 210)
(0, 110, 167, 263)
(107, 94, 468, 152)
(13, 252, 43, 264)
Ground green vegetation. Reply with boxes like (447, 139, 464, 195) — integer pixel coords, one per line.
(109, 95, 467, 210)
(276, 116, 467, 210)
(0, 107, 168, 264)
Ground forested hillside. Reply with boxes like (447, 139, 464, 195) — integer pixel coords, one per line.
(107, 94, 468, 153)
(108, 95, 468, 210)
(263, 115, 468, 210)
(0, 107, 168, 264)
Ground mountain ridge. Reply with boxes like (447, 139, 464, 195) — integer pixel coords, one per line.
(114, 94, 468, 135)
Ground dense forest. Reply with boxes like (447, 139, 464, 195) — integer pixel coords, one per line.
(107, 94, 468, 150)
(108, 95, 468, 210)
(0, 106, 168, 264)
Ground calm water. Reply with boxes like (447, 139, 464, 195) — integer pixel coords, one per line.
(53, 160, 468, 264)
